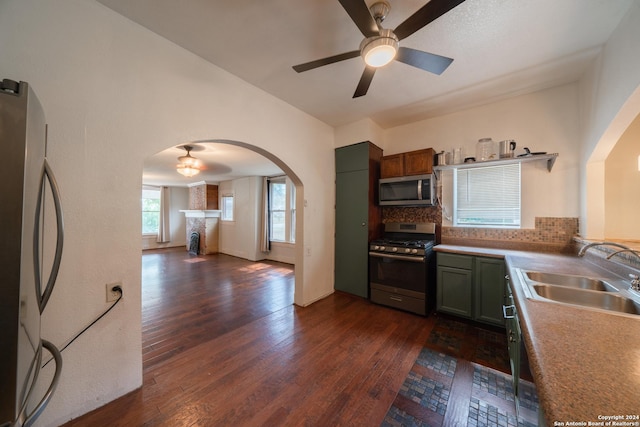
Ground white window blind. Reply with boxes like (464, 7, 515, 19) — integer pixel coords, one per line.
(454, 163, 521, 227)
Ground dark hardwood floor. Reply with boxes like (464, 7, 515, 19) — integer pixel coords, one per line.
(63, 248, 433, 426)
(63, 248, 535, 426)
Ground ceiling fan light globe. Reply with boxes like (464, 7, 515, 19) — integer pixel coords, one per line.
(364, 44, 396, 67)
(360, 29, 398, 68)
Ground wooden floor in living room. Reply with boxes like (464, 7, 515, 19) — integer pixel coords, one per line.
(62, 248, 536, 427)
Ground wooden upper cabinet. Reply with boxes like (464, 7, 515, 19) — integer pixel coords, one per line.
(380, 153, 404, 178)
(380, 148, 434, 178)
(404, 148, 434, 175)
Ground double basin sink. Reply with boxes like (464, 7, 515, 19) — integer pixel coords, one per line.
(516, 270, 640, 316)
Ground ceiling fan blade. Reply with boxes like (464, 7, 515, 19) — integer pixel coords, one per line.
(338, 0, 379, 38)
(394, 0, 466, 41)
(292, 50, 360, 73)
(395, 47, 453, 75)
(353, 66, 376, 98)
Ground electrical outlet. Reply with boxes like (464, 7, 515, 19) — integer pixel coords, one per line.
(106, 282, 122, 302)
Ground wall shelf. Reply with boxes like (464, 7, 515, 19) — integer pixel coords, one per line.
(433, 153, 558, 173)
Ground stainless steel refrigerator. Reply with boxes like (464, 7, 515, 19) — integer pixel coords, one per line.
(1, 79, 64, 427)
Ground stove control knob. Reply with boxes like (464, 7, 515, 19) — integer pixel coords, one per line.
(373, 245, 380, 250)
(391, 247, 398, 252)
(379, 246, 386, 251)
(404, 248, 411, 253)
(411, 249, 418, 254)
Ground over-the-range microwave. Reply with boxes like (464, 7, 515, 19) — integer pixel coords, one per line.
(378, 174, 435, 206)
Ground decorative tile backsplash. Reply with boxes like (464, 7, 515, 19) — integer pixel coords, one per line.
(442, 217, 579, 252)
(382, 206, 442, 224)
(382, 207, 579, 253)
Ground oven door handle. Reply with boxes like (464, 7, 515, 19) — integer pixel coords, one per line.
(369, 252, 425, 262)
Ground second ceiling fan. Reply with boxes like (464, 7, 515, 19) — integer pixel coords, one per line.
(292, 0, 466, 98)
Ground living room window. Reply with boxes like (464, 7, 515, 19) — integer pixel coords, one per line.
(221, 194, 234, 221)
(269, 177, 295, 242)
(453, 163, 521, 228)
(141, 186, 161, 234)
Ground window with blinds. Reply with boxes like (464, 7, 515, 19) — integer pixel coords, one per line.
(453, 163, 521, 227)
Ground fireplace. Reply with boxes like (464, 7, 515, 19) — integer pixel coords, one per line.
(180, 181, 221, 255)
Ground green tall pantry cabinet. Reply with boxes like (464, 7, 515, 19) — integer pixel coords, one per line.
(335, 142, 383, 298)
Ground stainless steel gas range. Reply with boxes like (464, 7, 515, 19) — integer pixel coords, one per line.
(368, 222, 436, 316)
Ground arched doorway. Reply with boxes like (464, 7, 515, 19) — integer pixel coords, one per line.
(142, 139, 305, 305)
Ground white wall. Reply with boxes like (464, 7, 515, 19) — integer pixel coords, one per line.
(218, 176, 297, 264)
(383, 84, 582, 228)
(267, 242, 296, 265)
(142, 186, 189, 250)
(219, 177, 265, 262)
(579, 1, 640, 238)
(334, 117, 386, 150)
(605, 113, 640, 239)
(0, 0, 335, 425)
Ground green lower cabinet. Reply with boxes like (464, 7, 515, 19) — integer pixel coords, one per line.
(475, 257, 506, 326)
(436, 253, 506, 327)
(437, 265, 473, 318)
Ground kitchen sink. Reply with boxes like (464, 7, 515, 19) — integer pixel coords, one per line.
(515, 268, 640, 317)
(524, 271, 616, 292)
(530, 284, 640, 315)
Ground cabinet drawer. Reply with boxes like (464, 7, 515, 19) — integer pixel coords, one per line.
(371, 288, 426, 316)
(437, 252, 473, 270)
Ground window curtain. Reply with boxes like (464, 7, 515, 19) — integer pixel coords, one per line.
(260, 177, 271, 252)
(157, 186, 171, 243)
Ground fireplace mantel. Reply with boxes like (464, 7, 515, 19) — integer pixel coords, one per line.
(180, 210, 221, 255)
(179, 210, 222, 218)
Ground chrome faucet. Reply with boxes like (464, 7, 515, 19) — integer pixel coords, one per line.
(605, 249, 640, 261)
(577, 241, 632, 257)
(605, 249, 640, 292)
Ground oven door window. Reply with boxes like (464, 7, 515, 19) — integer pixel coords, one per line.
(369, 255, 426, 293)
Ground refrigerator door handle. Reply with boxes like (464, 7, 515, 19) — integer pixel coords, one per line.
(34, 158, 64, 313)
(21, 340, 63, 427)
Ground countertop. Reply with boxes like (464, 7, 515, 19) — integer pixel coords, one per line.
(434, 244, 640, 425)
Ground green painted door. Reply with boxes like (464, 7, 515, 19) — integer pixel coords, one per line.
(335, 168, 369, 297)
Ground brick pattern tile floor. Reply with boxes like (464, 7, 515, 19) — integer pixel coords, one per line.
(382, 314, 539, 427)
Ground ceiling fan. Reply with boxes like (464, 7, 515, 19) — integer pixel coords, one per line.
(292, 0, 466, 98)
